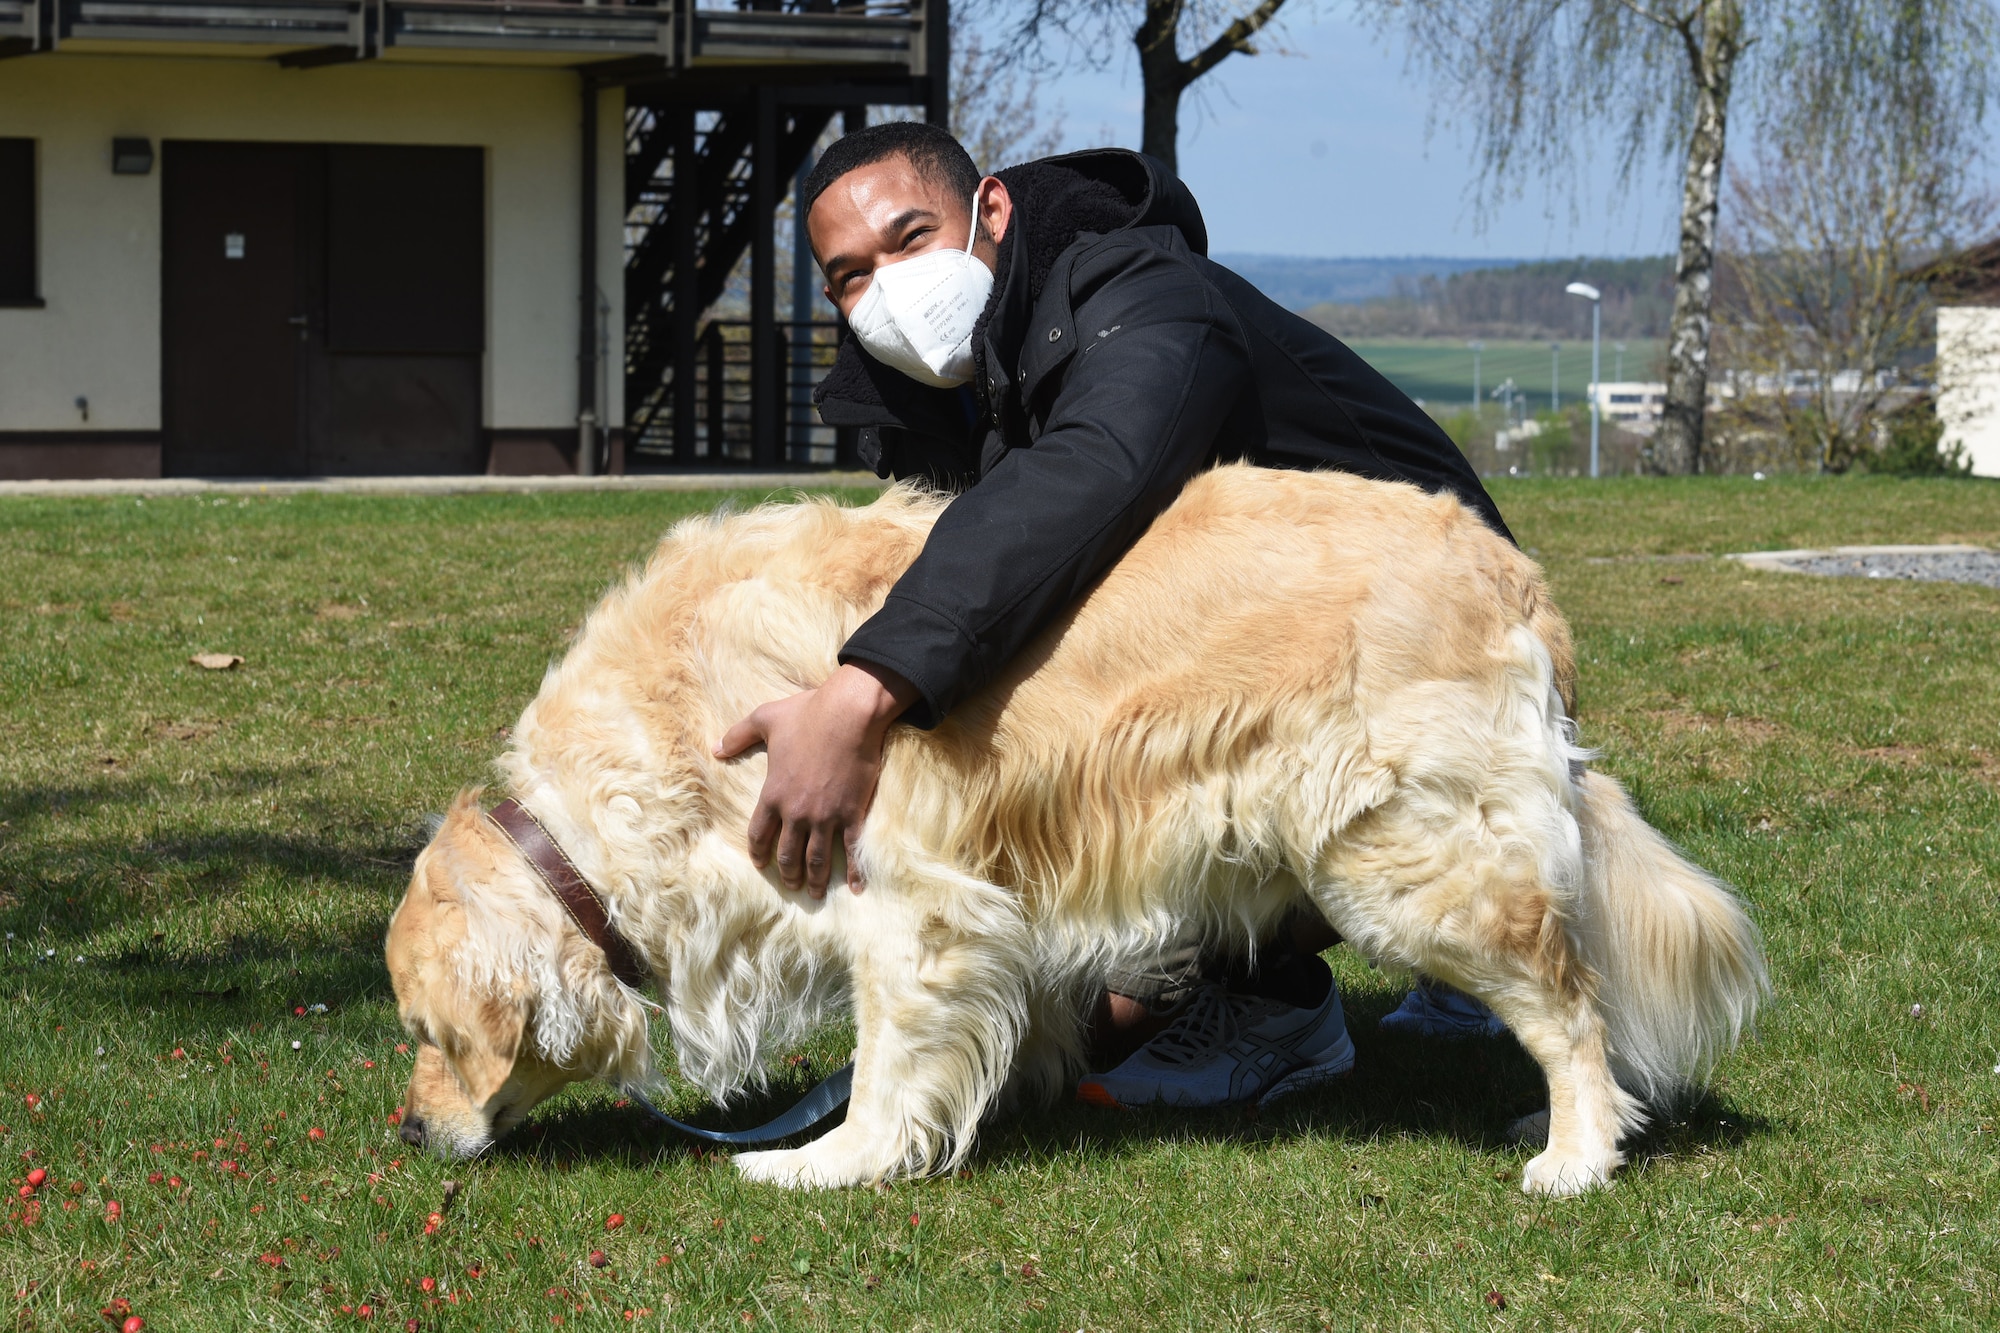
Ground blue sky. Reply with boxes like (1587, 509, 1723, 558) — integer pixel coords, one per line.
(1024, 11, 1681, 260)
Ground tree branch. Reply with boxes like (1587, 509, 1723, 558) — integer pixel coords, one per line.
(1182, 0, 1288, 84)
(1610, 0, 1683, 31)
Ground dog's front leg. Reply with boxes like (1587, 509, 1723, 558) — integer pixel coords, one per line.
(735, 883, 1029, 1189)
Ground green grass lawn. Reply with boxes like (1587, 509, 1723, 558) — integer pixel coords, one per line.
(3, 476, 1999, 1330)
(1347, 338, 1667, 413)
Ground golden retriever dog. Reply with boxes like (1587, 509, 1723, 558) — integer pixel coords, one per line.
(385, 464, 1767, 1195)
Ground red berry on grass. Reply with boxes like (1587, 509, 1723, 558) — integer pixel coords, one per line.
(589, 1250, 608, 1268)
(395, 1044, 409, 1055)
(25, 1168, 45, 1189)
(604, 1213, 625, 1230)
(22, 1094, 38, 1109)
(407, 1322, 419, 1332)
(104, 1200, 122, 1220)
(358, 1304, 374, 1319)
(122, 1319, 145, 1333)
(167, 1176, 182, 1189)
(307, 1127, 326, 1141)
(147, 1172, 162, 1184)
(295, 1006, 306, 1016)
(15, 1185, 30, 1199)
(419, 1276, 437, 1293)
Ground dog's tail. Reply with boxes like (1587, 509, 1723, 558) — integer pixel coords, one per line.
(1571, 769, 1769, 1107)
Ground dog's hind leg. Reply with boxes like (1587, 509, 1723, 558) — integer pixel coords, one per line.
(1317, 798, 1639, 1197)
(734, 872, 1030, 1189)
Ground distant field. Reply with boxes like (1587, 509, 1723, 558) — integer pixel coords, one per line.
(1347, 337, 1668, 413)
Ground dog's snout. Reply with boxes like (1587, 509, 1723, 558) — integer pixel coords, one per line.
(398, 1116, 428, 1148)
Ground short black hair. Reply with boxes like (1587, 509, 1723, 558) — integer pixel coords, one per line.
(800, 121, 981, 223)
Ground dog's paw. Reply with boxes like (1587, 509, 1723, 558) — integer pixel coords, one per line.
(1520, 1148, 1618, 1196)
(1506, 1108, 1550, 1149)
(732, 1147, 823, 1190)
(734, 1141, 885, 1190)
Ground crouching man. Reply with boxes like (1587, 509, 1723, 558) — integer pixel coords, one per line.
(716, 123, 1508, 1108)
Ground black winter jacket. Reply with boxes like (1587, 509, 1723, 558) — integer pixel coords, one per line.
(815, 148, 1509, 728)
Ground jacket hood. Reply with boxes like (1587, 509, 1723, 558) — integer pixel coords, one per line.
(1026, 148, 1208, 256)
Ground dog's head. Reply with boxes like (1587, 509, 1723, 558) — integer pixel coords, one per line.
(385, 791, 653, 1158)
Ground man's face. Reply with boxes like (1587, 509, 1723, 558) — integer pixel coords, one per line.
(807, 154, 1012, 321)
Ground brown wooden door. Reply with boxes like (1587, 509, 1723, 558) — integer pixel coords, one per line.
(162, 142, 485, 477)
(162, 141, 317, 476)
(308, 145, 484, 475)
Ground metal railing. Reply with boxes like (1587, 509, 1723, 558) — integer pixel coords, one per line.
(629, 318, 851, 467)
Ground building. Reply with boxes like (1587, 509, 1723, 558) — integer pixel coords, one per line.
(1930, 238, 2000, 478)
(1588, 381, 1667, 431)
(0, 0, 943, 480)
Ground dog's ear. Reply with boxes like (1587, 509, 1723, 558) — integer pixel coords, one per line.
(442, 995, 526, 1109)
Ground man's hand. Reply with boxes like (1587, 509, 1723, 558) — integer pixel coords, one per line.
(714, 663, 920, 897)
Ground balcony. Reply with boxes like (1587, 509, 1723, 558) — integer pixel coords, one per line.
(5, 0, 931, 71)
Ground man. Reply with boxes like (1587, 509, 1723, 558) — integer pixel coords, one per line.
(715, 122, 1505, 1110)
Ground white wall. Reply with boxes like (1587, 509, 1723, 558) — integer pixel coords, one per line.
(0, 54, 624, 433)
(1937, 306, 2000, 479)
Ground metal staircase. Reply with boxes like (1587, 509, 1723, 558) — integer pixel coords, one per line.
(617, 0, 947, 471)
(625, 99, 837, 464)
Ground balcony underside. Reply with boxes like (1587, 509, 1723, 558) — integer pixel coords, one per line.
(6, 0, 929, 71)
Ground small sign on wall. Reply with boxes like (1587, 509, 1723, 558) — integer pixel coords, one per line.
(224, 233, 245, 260)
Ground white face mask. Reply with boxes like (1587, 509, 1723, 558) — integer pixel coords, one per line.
(846, 192, 993, 389)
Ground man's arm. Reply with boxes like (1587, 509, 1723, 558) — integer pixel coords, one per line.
(716, 239, 1249, 896)
(713, 661, 921, 897)
(840, 239, 1253, 725)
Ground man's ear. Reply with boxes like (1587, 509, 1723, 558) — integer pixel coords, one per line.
(443, 996, 526, 1108)
(978, 175, 1013, 248)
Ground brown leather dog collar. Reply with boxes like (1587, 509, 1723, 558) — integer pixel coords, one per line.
(485, 797, 651, 991)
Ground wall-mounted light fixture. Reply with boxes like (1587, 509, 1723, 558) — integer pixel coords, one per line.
(111, 138, 153, 175)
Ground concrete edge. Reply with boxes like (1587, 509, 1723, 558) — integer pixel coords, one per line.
(1727, 544, 1992, 573)
(0, 472, 894, 499)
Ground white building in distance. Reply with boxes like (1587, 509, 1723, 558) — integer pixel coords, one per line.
(1589, 381, 1668, 432)
(1932, 239, 2000, 477)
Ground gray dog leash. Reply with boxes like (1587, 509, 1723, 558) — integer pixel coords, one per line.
(627, 1061, 854, 1146)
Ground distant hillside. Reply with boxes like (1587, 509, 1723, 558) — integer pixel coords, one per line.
(1302, 256, 1676, 341)
(1211, 255, 1531, 310)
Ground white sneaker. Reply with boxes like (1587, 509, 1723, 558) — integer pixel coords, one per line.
(1075, 980, 1355, 1110)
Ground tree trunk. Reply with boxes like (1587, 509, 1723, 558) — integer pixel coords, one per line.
(1136, 0, 1188, 173)
(1649, 0, 1742, 475)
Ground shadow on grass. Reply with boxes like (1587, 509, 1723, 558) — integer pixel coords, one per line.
(472, 986, 1774, 1177)
(0, 768, 430, 938)
(2, 925, 399, 1027)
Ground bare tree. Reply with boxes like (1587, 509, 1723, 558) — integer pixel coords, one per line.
(1004, 0, 1293, 173)
(952, 29, 1071, 170)
(1712, 142, 1991, 471)
(1364, 0, 1997, 474)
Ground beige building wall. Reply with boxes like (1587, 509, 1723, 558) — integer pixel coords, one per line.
(0, 54, 624, 434)
(1936, 306, 2000, 479)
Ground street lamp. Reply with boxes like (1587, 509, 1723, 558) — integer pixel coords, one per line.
(1468, 339, 1484, 417)
(1565, 281, 1602, 478)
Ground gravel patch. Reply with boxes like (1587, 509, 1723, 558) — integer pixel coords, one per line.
(1730, 544, 2000, 588)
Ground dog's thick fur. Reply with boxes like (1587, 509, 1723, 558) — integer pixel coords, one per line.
(385, 465, 1768, 1195)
